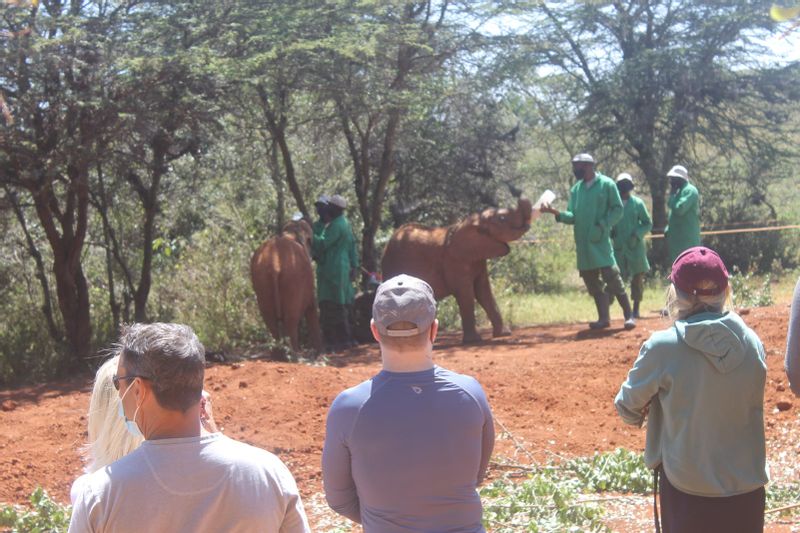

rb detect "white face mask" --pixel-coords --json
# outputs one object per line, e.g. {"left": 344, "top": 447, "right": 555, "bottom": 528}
{"left": 118, "top": 380, "right": 144, "bottom": 439}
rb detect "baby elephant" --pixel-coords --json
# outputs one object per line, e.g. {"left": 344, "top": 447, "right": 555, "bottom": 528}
{"left": 251, "top": 220, "right": 322, "bottom": 357}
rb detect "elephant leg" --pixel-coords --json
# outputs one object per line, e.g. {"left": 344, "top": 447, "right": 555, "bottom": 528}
{"left": 475, "top": 269, "right": 509, "bottom": 337}
{"left": 305, "top": 301, "right": 323, "bottom": 354}
{"left": 454, "top": 285, "right": 481, "bottom": 344}
{"left": 284, "top": 313, "right": 302, "bottom": 354}
{"left": 253, "top": 289, "right": 280, "bottom": 341}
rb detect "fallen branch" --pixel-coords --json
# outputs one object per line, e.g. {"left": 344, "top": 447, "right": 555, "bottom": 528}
{"left": 765, "top": 501, "right": 800, "bottom": 515}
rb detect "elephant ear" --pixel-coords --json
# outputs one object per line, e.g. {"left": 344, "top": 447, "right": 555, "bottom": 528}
{"left": 447, "top": 216, "right": 511, "bottom": 262}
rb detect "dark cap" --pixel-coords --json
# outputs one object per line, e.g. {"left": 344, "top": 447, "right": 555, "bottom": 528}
{"left": 372, "top": 275, "right": 436, "bottom": 337}
{"left": 670, "top": 246, "right": 729, "bottom": 296}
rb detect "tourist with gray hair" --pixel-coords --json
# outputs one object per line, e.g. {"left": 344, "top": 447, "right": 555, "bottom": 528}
{"left": 615, "top": 247, "right": 767, "bottom": 532}
{"left": 68, "top": 322, "right": 310, "bottom": 533}
{"left": 322, "top": 274, "right": 495, "bottom": 532}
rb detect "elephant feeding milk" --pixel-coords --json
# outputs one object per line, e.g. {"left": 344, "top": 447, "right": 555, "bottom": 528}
{"left": 250, "top": 219, "right": 323, "bottom": 356}
{"left": 381, "top": 198, "right": 533, "bottom": 343}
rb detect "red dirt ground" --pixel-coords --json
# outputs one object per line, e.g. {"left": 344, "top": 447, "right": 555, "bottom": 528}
{"left": 1, "top": 304, "right": 798, "bottom": 531}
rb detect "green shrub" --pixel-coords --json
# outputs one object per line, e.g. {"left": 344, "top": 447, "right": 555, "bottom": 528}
{"left": 0, "top": 488, "right": 71, "bottom": 532}
{"left": 730, "top": 267, "right": 773, "bottom": 308}
{"left": 153, "top": 224, "right": 269, "bottom": 353}
{"left": 0, "top": 281, "right": 63, "bottom": 385}
{"left": 490, "top": 227, "right": 577, "bottom": 294}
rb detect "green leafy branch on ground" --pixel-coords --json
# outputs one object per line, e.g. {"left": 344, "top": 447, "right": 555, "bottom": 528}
{"left": 0, "top": 488, "right": 70, "bottom": 533}
{"left": 483, "top": 448, "right": 800, "bottom": 531}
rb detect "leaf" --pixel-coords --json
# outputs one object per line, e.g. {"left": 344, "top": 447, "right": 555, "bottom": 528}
{"left": 770, "top": 4, "right": 800, "bottom": 22}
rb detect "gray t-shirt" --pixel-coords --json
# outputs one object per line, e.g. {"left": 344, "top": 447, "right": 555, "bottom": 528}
{"left": 68, "top": 433, "right": 309, "bottom": 533}
{"left": 322, "top": 365, "right": 495, "bottom": 532}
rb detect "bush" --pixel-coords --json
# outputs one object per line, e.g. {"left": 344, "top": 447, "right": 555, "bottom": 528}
{"left": 490, "top": 226, "right": 577, "bottom": 294}
{"left": 154, "top": 224, "right": 269, "bottom": 354}
{"left": 0, "top": 488, "right": 71, "bottom": 532}
{"left": 729, "top": 267, "right": 773, "bottom": 308}
{"left": 0, "top": 278, "right": 63, "bottom": 385}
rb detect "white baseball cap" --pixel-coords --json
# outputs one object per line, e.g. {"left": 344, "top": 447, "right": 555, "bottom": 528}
{"left": 667, "top": 165, "right": 689, "bottom": 181}
{"left": 616, "top": 173, "right": 633, "bottom": 185}
{"left": 572, "top": 153, "right": 595, "bottom": 163}
{"left": 329, "top": 194, "right": 347, "bottom": 208}
{"left": 314, "top": 195, "right": 330, "bottom": 205}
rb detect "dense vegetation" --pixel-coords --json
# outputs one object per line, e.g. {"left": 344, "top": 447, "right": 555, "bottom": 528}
{"left": 1, "top": 0, "right": 799, "bottom": 383}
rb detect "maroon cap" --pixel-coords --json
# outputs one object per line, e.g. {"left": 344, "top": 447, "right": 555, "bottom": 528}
{"left": 670, "top": 246, "right": 729, "bottom": 296}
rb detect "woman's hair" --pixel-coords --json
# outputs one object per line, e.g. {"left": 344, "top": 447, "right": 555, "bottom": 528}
{"left": 665, "top": 280, "right": 732, "bottom": 322}
{"left": 82, "top": 355, "right": 144, "bottom": 473}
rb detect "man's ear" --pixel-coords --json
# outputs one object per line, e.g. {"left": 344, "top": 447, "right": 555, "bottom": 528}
{"left": 370, "top": 319, "right": 381, "bottom": 343}
{"left": 134, "top": 377, "right": 150, "bottom": 405}
{"left": 429, "top": 319, "right": 439, "bottom": 343}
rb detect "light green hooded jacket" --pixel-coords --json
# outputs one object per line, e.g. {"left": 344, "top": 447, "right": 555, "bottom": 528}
{"left": 615, "top": 311, "right": 768, "bottom": 496}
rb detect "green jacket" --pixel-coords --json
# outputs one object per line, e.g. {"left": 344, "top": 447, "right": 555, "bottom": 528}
{"left": 312, "top": 215, "right": 359, "bottom": 305}
{"left": 611, "top": 195, "right": 652, "bottom": 278}
{"left": 665, "top": 182, "right": 701, "bottom": 265}
{"left": 615, "top": 312, "right": 767, "bottom": 496}
{"left": 556, "top": 173, "right": 623, "bottom": 271}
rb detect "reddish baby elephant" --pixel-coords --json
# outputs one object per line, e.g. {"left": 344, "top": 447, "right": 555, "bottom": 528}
{"left": 251, "top": 220, "right": 322, "bottom": 356}
{"left": 381, "top": 198, "right": 532, "bottom": 344}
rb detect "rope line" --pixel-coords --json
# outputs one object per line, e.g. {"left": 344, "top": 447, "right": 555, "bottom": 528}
{"left": 515, "top": 223, "right": 800, "bottom": 246}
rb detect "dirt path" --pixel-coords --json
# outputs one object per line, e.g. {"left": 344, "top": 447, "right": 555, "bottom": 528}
{"left": 2, "top": 304, "right": 798, "bottom": 531}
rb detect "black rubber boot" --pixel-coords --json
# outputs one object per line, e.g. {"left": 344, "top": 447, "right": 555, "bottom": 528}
{"left": 589, "top": 293, "right": 611, "bottom": 330}
{"left": 618, "top": 293, "right": 636, "bottom": 330}
{"left": 632, "top": 299, "right": 640, "bottom": 319}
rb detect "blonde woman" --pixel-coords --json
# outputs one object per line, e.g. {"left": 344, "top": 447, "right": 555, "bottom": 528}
{"left": 82, "top": 355, "right": 144, "bottom": 473}
{"left": 615, "top": 246, "right": 768, "bottom": 532}
{"left": 71, "top": 355, "right": 219, "bottom": 501}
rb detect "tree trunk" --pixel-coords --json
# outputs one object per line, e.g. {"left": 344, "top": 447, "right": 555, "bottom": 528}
{"left": 256, "top": 85, "right": 309, "bottom": 220}
{"left": 270, "top": 140, "right": 286, "bottom": 229}
{"left": 30, "top": 166, "right": 93, "bottom": 366}
{"left": 6, "top": 187, "right": 63, "bottom": 343}
{"left": 52, "top": 255, "right": 92, "bottom": 364}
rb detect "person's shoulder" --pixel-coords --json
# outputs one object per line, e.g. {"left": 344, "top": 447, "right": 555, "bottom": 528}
{"left": 210, "top": 436, "right": 290, "bottom": 471}
{"left": 209, "top": 436, "right": 300, "bottom": 487}
{"left": 596, "top": 173, "right": 615, "bottom": 185}
{"left": 72, "top": 447, "right": 145, "bottom": 499}
{"left": 721, "top": 312, "right": 763, "bottom": 346}
{"left": 436, "top": 366, "right": 485, "bottom": 394}
{"left": 631, "top": 195, "right": 647, "bottom": 207}
{"left": 330, "top": 378, "right": 373, "bottom": 411}
{"left": 643, "top": 327, "right": 680, "bottom": 352}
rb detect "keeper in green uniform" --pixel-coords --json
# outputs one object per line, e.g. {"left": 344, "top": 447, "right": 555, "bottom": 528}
{"left": 664, "top": 164, "right": 701, "bottom": 266}
{"left": 312, "top": 194, "right": 359, "bottom": 350}
{"left": 610, "top": 173, "right": 652, "bottom": 319}
{"left": 541, "top": 153, "right": 636, "bottom": 330}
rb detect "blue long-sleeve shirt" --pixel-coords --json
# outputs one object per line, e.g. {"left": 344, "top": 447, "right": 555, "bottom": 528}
{"left": 322, "top": 366, "right": 494, "bottom": 532}
{"left": 786, "top": 276, "right": 800, "bottom": 395}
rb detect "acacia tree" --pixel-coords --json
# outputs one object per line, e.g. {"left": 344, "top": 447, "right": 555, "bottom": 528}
{"left": 516, "top": 0, "right": 799, "bottom": 235}
{"left": 0, "top": 1, "right": 127, "bottom": 365}
{"left": 326, "top": 1, "right": 498, "bottom": 272}
{"left": 91, "top": 1, "right": 222, "bottom": 324}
